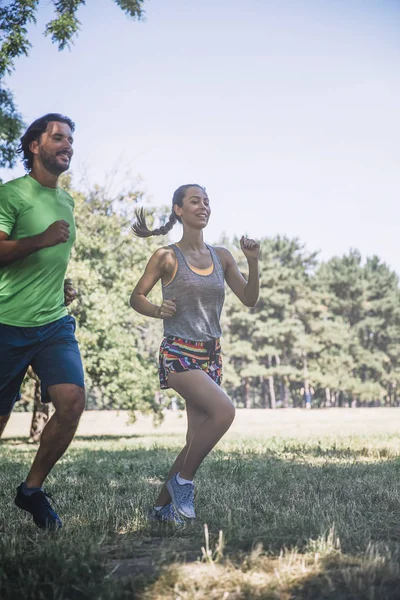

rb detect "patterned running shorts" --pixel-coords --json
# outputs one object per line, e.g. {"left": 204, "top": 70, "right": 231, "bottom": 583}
{"left": 158, "top": 336, "right": 222, "bottom": 389}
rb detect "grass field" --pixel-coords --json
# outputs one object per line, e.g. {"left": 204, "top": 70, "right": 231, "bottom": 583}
{"left": 2, "top": 408, "right": 400, "bottom": 599}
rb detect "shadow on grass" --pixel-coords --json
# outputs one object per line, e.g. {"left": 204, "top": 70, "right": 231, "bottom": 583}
{"left": 1, "top": 432, "right": 185, "bottom": 444}
{"left": 2, "top": 441, "right": 400, "bottom": 599}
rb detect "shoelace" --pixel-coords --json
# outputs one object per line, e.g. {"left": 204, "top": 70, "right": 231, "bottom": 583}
{"left": 167, "top": 504, "right": 185, "bottom": 523}
{"left": 178, "top": 484, "right": 194, "bottom": 505}
{"left": 32, "top": 490, "right": 57, "bottom": 511}
{"left": 156, "top": 504, "right": 183, "bottom": 524}
{"left": 163, "top": 505, "right": 175, "bottom": 518}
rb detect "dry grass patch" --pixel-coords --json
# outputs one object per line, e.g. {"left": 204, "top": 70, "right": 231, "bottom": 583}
{"left": 143, "top": 530, "right": 400, "bottom": 600}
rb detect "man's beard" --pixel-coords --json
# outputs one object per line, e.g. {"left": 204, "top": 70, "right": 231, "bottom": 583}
{"left": 39, "top": 147, "right": 70, "bottom": 175}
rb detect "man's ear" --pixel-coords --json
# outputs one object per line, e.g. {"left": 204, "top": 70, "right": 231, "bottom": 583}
{"left": 29, "top": 139, "right": 40, "bottom": 157}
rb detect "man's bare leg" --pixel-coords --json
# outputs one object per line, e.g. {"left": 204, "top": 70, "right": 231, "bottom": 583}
{"left": 25, "top": 383, "right": 85, "bottom": 488}
{"left": 0, "top": 413, "right": 11, "bottom": 438}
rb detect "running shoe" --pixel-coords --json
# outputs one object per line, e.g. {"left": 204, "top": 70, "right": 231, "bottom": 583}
{"left": 166, "top": 474, "right": 195, "bottom": 519}
{"left": 148, "top": 502, "right": 185, "bottom": 525}
{"left": 15, "top": 483, "right": 62, "bottom": 530}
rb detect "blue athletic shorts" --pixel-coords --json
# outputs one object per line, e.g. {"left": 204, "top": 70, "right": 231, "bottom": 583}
{"left": 0, "top": 315, "right": 85, "bottom": 416}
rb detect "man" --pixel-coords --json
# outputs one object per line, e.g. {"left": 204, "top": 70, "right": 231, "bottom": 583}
{"left": 0, "top": 114, "right": 85, "bottom": 530}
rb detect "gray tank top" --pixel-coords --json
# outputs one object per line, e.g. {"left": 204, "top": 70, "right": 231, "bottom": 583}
{"left": 162, "top": 244, "right": 225, "bottom": 341}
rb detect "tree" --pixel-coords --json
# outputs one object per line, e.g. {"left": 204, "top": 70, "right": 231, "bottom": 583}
{"left": 24, "top": 174, "right": 170, "bottom": 438}
{"left": 27, "top": 366, "right": 49, "bottom": 442}
{"left": 222, "top": 236, "right": 317, "bottom": 408}
{"left": 0, "top": 0, "right": 145, "bottom": 169}
{"left": 59, "top": 175, "right": 163, "bottom": 415}
{"left": 0, "top": 87, "right": 25, "bottom": 170}
{"left": 221, "top": 238, "right": 400, "bottom": 410}
{"left": 316, "top": 252, "right": 400, "bottom": 407}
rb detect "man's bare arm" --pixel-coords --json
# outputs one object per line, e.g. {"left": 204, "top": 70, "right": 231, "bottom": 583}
{"left": 0, "top": 221, "right": 70, "bottom": 267}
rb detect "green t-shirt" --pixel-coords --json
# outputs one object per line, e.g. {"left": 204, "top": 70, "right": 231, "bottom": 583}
{"left": 0, "top": 175, "right": 76, "bottom": 327}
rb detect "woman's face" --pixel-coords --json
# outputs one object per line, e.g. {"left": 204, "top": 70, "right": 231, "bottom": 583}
{"left": 175, "top": 186, "right": 211, "bottom": 229}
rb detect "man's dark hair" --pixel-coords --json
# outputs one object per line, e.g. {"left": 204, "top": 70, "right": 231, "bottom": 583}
{"left": 17, "top": 113, "right": 75, "bottom": 172}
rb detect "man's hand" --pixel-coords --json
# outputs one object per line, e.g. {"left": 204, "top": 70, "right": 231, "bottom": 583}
{"left": 64, "top": 279, "right": 77, "bottom": 306}
{"left": 40, "top": 220, "right": 70, "bottom": 248}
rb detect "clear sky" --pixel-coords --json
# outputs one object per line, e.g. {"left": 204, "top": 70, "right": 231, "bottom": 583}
{"left": 1, "top": 0, "right": 399, "bottom": 273}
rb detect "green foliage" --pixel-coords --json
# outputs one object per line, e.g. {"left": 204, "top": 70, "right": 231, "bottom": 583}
{"left": 62, "top": 175, "right": 165, "bottom": 416}
{"left": 0, "top": 0, "right": 145, "bottom": 169}
{"left": 114, "top": 0, "right": 145, "bottom": 20}
{"left": 44, "top": 1, "right": 87, "bottom": 51}
{"left": 44, "top": 1, "right": 144, "bottom": 50}
{"left": 0, "top": 87, "right": 25, "bottom": 170}
{"left": 0, "top": 0, "right": 145, "bottom": 66}
{"left": 221, "top": 236, "right": 400, "bottom": 409}
{"left": 14, "top": 174, "right": 400, "bottom": 413}
{"left": 0, "top": 1, "right": 38, "bottom": 77}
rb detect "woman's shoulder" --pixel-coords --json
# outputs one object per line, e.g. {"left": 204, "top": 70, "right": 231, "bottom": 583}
{"left": 152, "top": 244, "right": 175, "bottom": 259}
{"left": 211, "top": 246, "right": 234, "bottom": 269}
{"left": 151, "top": 245, "right": 177, "bottom": 272}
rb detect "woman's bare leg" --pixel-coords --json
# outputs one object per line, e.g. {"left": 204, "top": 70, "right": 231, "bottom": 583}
{"left": 168, "top": 370, "right": 235, "bottom": 481}
{"left": 154, "top": 401, "right": 208, "bottom": 506}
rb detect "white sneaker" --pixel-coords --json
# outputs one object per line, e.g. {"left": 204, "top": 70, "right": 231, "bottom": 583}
{"left": 148, "top": 502, "right": 185, "bottom": 525}
{"left": 166, "top": 474, "right": 195, "bottom": 519}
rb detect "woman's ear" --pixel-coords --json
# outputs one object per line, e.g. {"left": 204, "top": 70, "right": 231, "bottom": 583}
{"left": 173, "top": 204, "right": 183, "bottom": 219}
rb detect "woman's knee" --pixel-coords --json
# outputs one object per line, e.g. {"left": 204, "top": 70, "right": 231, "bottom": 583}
{"left": 225, "top": 402, "right": 236, "bottom": 426}
{"left": 214, "top": 401, "right": 235, "bottom": 429}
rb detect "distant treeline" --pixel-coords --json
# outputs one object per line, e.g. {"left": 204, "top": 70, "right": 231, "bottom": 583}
{"left": 222, "top": 238, "right": 400, "bottom": 409}
{"left": 19, "top": 177, "right": 400, "bottom": 412}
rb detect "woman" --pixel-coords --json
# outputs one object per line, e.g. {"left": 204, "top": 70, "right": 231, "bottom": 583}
{"left": 130, "top": 184, "right": 260, "bottom": 523}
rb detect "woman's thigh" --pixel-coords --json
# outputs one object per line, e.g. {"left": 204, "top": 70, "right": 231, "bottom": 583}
{"left": 168, "top": 370, "right": 234, "bottom": 419}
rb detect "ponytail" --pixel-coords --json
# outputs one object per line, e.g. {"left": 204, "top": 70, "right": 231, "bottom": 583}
{"left": 132, "top": 183, "right": 204, "bottom": 238}
{"left": 132, "top": 208, "right": 177, "bottom": 238}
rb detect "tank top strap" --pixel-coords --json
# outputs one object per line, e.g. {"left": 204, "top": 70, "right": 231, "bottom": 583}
{"left": 206, "top": 245, "right": 225, "bottom": 278}
{"left": 169, "top": 243, "right": 186, "bottom": 266}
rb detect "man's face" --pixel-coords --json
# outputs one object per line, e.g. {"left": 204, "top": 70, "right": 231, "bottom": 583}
{"left": 31, "top": 121, "right": 74, "bottom": 175}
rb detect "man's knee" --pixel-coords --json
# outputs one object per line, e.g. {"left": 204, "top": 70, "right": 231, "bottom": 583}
{"left": 53, "top": 386, "right": 85, "bottom": 424}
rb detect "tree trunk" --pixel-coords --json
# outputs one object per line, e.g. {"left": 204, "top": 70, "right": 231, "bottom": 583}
{"left": 242, "top": 378, "right": 251, "bottom": 409}
{"left": 280, "top": 376, "right": 290, "bottom": 408}
{"left": 260, "top": 376, "right": 268, "bottom": 408}
{"left": 276, "top": 355, "right": 289, "bottom": 408}
{"left": 28, "top": 367, "right": 49, "bottom": 443}
{"left": 325, "top": 387, "right": 331, "bottom": 407}
{"left": 303, "top": 353, "right": 311, "bottom": 409}
{"left": 267, "top": 356, "right": 276, "bottom": 409}
{"left": 268, "top": 376, "right": 276, "bottom": 409}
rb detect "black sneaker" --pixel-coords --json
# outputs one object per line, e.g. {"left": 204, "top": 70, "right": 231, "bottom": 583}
{"left": 15, "top": 483, "right": 63, "bottom": 530}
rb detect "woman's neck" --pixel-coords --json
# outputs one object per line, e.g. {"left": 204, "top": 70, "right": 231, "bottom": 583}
{"left": 178, "top": 228, "right": 206, "bottom": 252}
